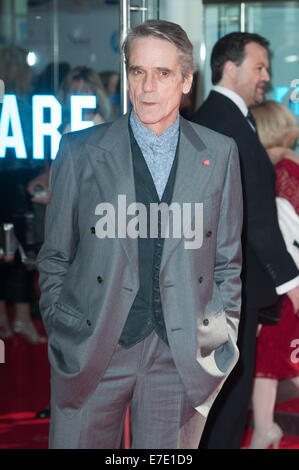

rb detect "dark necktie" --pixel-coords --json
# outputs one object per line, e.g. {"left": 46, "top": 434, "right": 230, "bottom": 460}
{"left": 246, "top": 110, "right": 256, "bottom": 131}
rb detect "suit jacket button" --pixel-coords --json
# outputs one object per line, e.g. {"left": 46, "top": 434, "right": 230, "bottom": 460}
{"left": 86, "top": 320, "right": 92, "bottom": 326}
{"left": 97, "top": 276, "right": 103, "bottom": 284}
{"left": 198, "top": 276, "right": 203, "bottom": 283}
{"left": 206, "top": 231, "right": 212, "bottom": 237}
{"left": 90, "top": 226, "right": 96, "bottom": 234}
{"left": 203, "top": 318, "right": 209, "bottom": 326}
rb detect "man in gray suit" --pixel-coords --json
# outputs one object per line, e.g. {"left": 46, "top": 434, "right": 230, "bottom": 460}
{"left": 37, "top": 20, "right": 243, "bottom": 449}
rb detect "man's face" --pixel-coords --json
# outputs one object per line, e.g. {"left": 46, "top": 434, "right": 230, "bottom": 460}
{"left": 128, "top": 36, "right": 193, "bottom": 135}
{"left": 233, "top": 42, "right": 270, "bottom": 106}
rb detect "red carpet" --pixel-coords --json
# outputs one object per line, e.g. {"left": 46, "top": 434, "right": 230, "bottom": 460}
{"left": 0, "top": 320, "right": 298, "bottom": 449}
{"left": 241, "top": 397, "right": 299, "bottom": 449}
{"left": 242, "top": 422, "right": 299, "bottom": 449}
{"left": 0, "top": 412, "right": 49, "bottom": 449}
{"left": 275, "top": 397, "right": 299, "bottom": 413}
{"left": 0, "top": 320, "right": 50, "bottom": 449}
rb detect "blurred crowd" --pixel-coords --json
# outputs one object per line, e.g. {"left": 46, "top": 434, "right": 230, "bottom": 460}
{"left": 0, "top": 45, "right": 120, "bottom": 344}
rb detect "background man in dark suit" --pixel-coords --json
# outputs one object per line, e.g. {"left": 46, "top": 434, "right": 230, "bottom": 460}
{"left": 192, "top": 32, "right": 299, "bottom": 449}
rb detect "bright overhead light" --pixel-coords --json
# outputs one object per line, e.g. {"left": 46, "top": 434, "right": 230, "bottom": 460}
{"left": 285, "top": 55, "right": 299, "bottom": 63}
{"left": 27, "top": 52, "right": 37, "bottom": 67}
{"left": 200, "top": 43, "right": 206, "bottom": 62}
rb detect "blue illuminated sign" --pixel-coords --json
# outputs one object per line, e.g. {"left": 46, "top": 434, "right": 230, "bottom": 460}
{"left": 70, "top": 95, "right": 96, "bottom": 132}
{"left": 275, "top": 85, "right": 299, "bottom": 115}
{"left": 32, "top": 95, "right": 62, "bottom": 160}
{"left": 0, "top": 95, "right": 27, "bottom": 158}
{"left": 0, "top": 94, "right": 96, "bottom": 160}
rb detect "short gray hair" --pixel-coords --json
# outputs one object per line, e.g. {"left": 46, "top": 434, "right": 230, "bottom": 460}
{"left": 122, "top": 19, "right": 194, "bottom": 79}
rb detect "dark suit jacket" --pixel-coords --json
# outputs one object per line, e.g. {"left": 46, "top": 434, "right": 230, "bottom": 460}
{"left": 192, "top": 91, "right": 298, "bottom": 309}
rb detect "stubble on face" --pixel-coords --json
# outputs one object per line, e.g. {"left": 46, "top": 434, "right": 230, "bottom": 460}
{"left": 234, "top": 42, "right": 270, "bottom": 107}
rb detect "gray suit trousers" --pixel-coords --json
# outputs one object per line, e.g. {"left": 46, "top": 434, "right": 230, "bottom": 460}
{"left": 49, "top": 331, "right": 206, "bottom": 449}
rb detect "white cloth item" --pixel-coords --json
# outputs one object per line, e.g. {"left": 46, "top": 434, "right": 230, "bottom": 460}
{"left": 276, "top": 275, "right": 299, "bottom": 295}
{"left": 276, "top": 197, "right": 299, "bottom": 269}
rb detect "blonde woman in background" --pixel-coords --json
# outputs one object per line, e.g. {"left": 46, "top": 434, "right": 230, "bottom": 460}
{"left": 58, "top": 65, "right": 108, "bottom": 133}
{"left": 249, "top": 101, "right": 299, "bottom": 449}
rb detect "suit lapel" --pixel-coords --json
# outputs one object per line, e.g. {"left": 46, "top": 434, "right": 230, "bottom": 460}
{"left": 160, "top": 117, "right": 216, "bottom": 274}
{"left": 86, "top": 113, "right": 139, "bottom": 275}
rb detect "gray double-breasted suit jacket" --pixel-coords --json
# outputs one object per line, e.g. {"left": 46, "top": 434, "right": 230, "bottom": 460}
{"left": 37, "top": 113, "right": 243, "bottom": 418}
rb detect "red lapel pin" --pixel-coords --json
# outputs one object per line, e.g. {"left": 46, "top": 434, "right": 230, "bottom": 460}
{"left": 203, "top": 159, "right": 210, "bottom": 166}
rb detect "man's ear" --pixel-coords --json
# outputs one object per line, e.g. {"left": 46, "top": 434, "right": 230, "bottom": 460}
{"left": 183, "top": 72, "right": 194, "bottom": 95}
{"left": 223, "top": 60, "right": 238, "bottom": 81}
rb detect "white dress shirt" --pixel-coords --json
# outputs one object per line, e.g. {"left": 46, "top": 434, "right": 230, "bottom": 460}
{"left": 213, "top": 85, "right": 299, "bottom": 295}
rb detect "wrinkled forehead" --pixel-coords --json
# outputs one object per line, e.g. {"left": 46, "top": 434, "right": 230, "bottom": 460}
{"left": 129, "top": 36, "right": 180, "bottom": 63}
{"left": 128, "top": 36, "right": 186, "bottom": 79}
